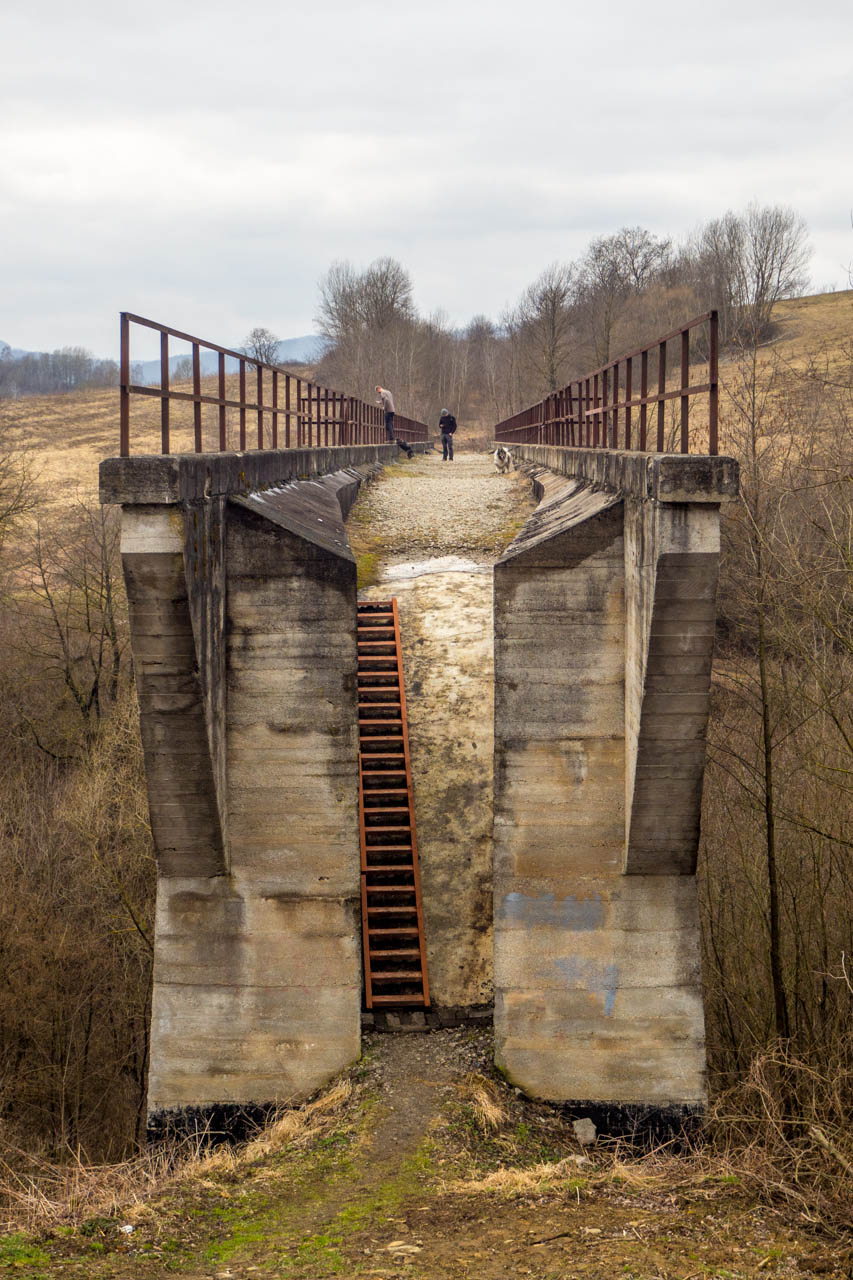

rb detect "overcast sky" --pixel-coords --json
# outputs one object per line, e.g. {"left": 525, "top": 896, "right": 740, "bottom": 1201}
{"left": 2, "top": 0, "right": 851, "bottom": 358}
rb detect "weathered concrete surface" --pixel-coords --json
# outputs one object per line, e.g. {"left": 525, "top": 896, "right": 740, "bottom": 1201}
{"left": 100, "top": 442, "right": 429, "bottom": 506}
{"left": 351, "top": 453, "right": 535, "bottom": 1012}
{"left": 362, "top": 562, "right": 495, "bottom": 1008}
{"left": 624, "top": 497, "right": 721, "bottom": 876}
{"left": 106, "top": 454, "right": 395, "bottom": 1119}
{"left": 493, "top": 449, "right": 736, "bottom": 1109}
{"left": 121, "top": 506, "right": 227, "bottom": 879}
{"left": 506, "top": 444, "right": 738, "bottom": 505}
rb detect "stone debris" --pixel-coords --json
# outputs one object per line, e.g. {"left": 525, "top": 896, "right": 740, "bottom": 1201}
{"left": 573, "top": 1117, "right": 598, "bottom": 1145}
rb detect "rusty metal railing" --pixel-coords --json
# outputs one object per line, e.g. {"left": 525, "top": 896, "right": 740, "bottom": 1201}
{"left": 118, "top": 313, "right": 428, "bottom": 456}
{"left": 494, "top": 311, "right": 719, "bottom": 456}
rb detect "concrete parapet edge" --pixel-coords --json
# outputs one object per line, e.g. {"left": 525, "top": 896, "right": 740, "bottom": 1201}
{"left": 100, "top": 442, "right": 432, "bottom": 506}
{"left": 501, "top": 444, "right": 738, "bottom": 504}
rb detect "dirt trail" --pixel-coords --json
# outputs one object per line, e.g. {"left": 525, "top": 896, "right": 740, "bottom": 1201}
{"left": 349, "top": 449, "right": 533, "bottom": 568}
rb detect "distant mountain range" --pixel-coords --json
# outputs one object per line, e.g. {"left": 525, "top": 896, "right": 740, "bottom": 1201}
{"left": 133, "top": 334, "right": 327, "bottom": 383}
{"left": 1, "top": 335, "right": 327, "bottom": 381}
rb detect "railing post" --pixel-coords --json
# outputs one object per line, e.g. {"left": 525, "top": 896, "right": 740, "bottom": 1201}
{"left": 120, "top": 313, "right": 130, "bottom": 457}
{"left": 657, "top": 341, "right": 666, "bottom": 452}
{"left": 239, "top": 360, "right": 247, "bottom": 450}
{"left": 640, "top": 350, "right": 648, "bottom": 450}
{"left": 709, "top": 310, "right": 719, "bottom": 456}
{"left": 257, "top": 363, "right": 264, "bottom": 449}
{"left": 596, "top": 368, "right": 604, "bottom": 448}
{"left": 680, "top": 328, "right": 689, "bottom": 454}
{"left": 625, "top": 357, "right": 632, "bottom": 451}
{"left": 218, "top": 353, "right": 227, "bottom": 450}
{"left": 272, "top": 370, "right": 279, "bottom": 449}
{"left": 161, "top": 330, "right": 171, "bottom": 455}
{"left": 192, "top": 343, "right": 202, "bottom": 453}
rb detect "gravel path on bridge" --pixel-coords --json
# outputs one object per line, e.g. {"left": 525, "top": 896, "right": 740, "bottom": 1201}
{"left": 349, "top": 449, "right": 534, "bottom": 570}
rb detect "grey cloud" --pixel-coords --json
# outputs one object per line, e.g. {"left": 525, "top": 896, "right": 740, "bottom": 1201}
{"left": 2, "top": 0, "right": 851, "bottom": 354}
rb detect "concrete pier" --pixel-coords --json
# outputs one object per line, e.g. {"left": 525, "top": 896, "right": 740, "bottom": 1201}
{"left": 102, "top": 445, "right": 424, "bottom": 1130}
{"left": 493, "top": 447, "right": 737, "bottom": 1118}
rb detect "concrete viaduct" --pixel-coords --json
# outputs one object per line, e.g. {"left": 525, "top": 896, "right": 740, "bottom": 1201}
{"left": 101, "top": 437, "right": 735, "bottom": 1137}
{"left": 103, "top": 310, "right": 738, "bottom": 1136}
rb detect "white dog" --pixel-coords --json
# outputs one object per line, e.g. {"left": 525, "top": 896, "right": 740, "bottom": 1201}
{"left": 493, "top": 445, "right": 513, "bottom": 474}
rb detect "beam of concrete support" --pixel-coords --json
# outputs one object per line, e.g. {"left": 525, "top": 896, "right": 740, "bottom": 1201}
{"left": 493, "top": 447, "right": 736, "bottom": 1115}
{"left": 624, "top": 499, "right": 721, "bottom": 876}
{"left": 121, "top": 505, "right": 228, "bottom": 879}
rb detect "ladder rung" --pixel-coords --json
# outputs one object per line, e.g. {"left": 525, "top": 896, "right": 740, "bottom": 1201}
{"left": 369, "top": 927, "right": 420, "bottom": 935}
{"left": 363, "top": 865, "right": 414, "bottom": 873}
{"left": 372, "top": 970, "right": 422, "bottom": 980}
{"left": 367, "top": 906, "right": 419, "bottom": 915}
{"left": 370, "top": 995, "right": 426, "bottom": 1005}
{"left": 369, "top": 948, "right": 420, "bottom": 957}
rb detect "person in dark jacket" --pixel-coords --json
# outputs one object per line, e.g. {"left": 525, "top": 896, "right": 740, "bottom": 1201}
{"left": 439, "top": 409, "right": 457, "bottom": 461}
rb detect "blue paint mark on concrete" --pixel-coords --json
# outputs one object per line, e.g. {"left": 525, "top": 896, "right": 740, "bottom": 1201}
{"left": 553, "top": 956, "right": 620, "bottom": 1017}
{"left": 499, "top": 891, "right": 604, "bottom": 930}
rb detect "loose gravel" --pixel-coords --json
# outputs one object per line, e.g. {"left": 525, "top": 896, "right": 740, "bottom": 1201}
{"left": 351, "top": 450, "right": 534, "bottom": 566}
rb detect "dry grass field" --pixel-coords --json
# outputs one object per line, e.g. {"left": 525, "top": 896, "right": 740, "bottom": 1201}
{"left": 0, "top": 365, "right": 318, "bottom": 509}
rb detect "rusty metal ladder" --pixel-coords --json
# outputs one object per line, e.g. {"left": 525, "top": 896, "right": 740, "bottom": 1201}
{"left": 357, "top": 598, "right": 430, "bottom": 1009}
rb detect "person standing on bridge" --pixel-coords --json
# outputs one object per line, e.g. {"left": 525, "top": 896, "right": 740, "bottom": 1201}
{"left": 439, "top": 408, "right": 457, "bottom": 461}
{"left": 376, "top": 386, "right": 414, "bottom": 458}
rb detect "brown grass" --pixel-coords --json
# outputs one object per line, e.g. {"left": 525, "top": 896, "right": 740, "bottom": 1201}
{"left": 0, "top": 1078, "right": 353, "bottom": 1234}
{"left": 457, "top": 1075, "right": 509, "bottom": 1134}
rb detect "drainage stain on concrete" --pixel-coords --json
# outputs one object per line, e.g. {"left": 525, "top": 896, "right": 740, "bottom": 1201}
{"left": 497, "top": 891, "right": 605, "bottom": 931}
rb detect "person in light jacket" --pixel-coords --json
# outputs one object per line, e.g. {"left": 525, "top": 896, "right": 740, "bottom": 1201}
{"left": 376, "top": 386, "right": 413, "bottom": 458}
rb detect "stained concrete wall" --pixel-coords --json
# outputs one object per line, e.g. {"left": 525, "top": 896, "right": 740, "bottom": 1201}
{"left": 103, "top": 445, "right": 426, "bottom": 1124}
{"left": 493, "top": 447, "right": 737, "bottom": 1112}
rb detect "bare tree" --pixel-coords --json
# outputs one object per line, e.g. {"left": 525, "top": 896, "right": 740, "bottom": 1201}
{"left": 316, "top": 257, "right": 414, "bottom": 344}
{"left": 0, "top": 440, "right": 35, "bottom": 557}
{"left": 510, "top": 262, "right": 577, "bottom": 395}
{"left": 696, "top": 203, "right": 811, "bottom": 345}
{"left": 577, "top": 227, "right": 670, "bottom": 365}
{"left": 243, "top": 326, "right": 280, "bottom": 368}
